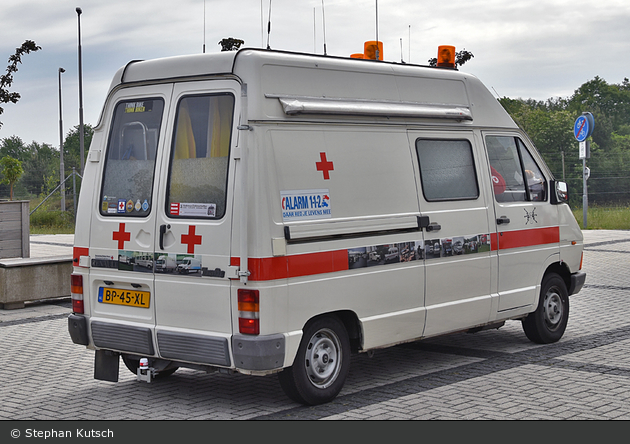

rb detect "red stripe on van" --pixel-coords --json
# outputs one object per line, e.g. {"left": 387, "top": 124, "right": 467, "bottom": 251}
{"left": 231, "top": 250, "right": 349, "bottom": 281}
{"left": 492, "top": 226, "right": 559, "bottom": 251}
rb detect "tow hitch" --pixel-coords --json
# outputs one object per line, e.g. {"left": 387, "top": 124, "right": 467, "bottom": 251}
{"left": 136, "top": 357, "right": 154, "bottom": 383}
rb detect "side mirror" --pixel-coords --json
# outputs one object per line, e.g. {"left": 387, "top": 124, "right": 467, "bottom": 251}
{"left": 551, "top": 180, "right": 568, "bottom": 204}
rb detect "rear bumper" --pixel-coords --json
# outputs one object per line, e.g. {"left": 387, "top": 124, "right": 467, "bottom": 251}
{"left": 232, "top": 334, "right": 285, "bottom": 371}
{"left": 568, "top": 271, "right": 586, "bottom": 296}
{"left": 68, "top": 314, "right": 89, "bottom": 345}
{"left": 69, "top": 317, "right": 285, "bottom": 372}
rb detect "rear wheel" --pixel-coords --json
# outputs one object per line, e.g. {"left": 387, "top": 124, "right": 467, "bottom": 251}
{"left": 522, "top": 273, "right": 569, "bottom": 344}
{"left": 121, "top": 355, "right": 179, "bottom": 379}
{"left": 278, "top": 316, "right": 350, "bottom": 405}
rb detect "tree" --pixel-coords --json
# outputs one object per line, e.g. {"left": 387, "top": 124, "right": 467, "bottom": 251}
{"left": 219, "top": 38, "right": 244, "bottom": 52}
{"left": 63, "top": 124, "right": 94, "bottom": 172}
{"left": 0, "top": 135, "right": 28, "bottom": 161}
{"left": 0, "top": 40, "right": 41, "bottom": 129}
{"left": 0, "top": 155, "right": 24, "bottom": 200}
{"left": 21, "top": 141, "right": 58, "bottom": 195}
{"left": 499, "top": 76, "right": 630, "bottom": 206}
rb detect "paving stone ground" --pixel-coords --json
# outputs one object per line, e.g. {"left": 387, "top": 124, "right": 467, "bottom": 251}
{"left": 1, "top": 230, "right": 629, "bottom": 420}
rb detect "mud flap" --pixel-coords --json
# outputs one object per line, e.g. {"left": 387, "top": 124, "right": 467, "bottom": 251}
{"left": 94, "top": 350, "right": 120, "bottom": 382}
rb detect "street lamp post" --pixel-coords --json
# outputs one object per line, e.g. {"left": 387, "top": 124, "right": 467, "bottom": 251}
{"left": 58, "top": 67, "right": 66, "bottom": 211}
{"left": 76, "top": 7, "right": 85, "bottom": 176}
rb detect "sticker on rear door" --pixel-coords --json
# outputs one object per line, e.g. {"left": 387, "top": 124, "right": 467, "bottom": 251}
{"left": 170, "top": 202, "right": 216, "bottom": 217}
{"left": 281, "top": 189, "right": 331, "bottom": 222}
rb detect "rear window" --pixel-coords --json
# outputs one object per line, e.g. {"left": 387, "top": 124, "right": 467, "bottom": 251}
{"left": 100, "top": 98, "right": 164, "bottom": 216}
{"left": 165, "top": 93, "right": 234, "bottom": 219}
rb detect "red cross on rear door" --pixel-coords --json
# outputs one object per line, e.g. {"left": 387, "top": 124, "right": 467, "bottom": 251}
{"left": 112, "top": 223, "right": 131, "bottom": 249}
{"left": 181, "top": 225, "right": 202, "bottom": 254}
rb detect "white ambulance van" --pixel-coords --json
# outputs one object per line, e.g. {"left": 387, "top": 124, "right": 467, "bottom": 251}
{"left": 68, "top": 48, "right": 586, "bottom": 405}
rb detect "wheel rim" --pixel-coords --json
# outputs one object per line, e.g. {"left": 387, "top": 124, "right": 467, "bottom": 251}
{"left": 543, "top": 287, "right": 564, "bottom": 330}
{"left": 304, "top": 328, "right": 342, "bottom": 389}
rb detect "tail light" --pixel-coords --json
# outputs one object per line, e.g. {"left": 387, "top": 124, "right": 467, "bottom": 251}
{"left": 238, "top": 289, "right": 259, "bottom": 335}
{"left": 71, "top": 273, "right": 84, "bottom": 314}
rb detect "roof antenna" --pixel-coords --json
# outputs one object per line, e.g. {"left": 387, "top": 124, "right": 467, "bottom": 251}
{"left": 266, "top": 0, "right": 272, "bottom": 49}
{"left": 400, "top": 38, "right": 404, "bottom": 63}
{"left": 322, "top": 0, "right": 328, "bottom": 55}
{"left": 408, "top": 25, "right": 411, "bottom": 63}
{"left": 375, "top": 0, "right": 379, "bottom": 60}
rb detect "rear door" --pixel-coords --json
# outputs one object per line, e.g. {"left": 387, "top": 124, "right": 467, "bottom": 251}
{"left": 408, "top": 130, "right": 493, "bottom": 336}
{"left": 484, "top": 133, "right": 558, "bottom": 312}
{"left": 89, "top": 85, "right": 172, "bottom": 353}
{"left": 151, "top": 81, "right": 239, "bottom": 366}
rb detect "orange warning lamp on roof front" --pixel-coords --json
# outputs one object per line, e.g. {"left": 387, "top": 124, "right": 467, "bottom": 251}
{"left": 363, "top": 41, "right": 383, "bottom": 60}
{"left": 350, "top": 53, "right": 364, "bottom": 59}
{"left": 437, "top": 45, "right": 456, "bottom": 68}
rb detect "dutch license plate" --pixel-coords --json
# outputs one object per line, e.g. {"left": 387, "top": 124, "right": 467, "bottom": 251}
{"left": 98, "top": 287, "right": 150, "bottom": 308}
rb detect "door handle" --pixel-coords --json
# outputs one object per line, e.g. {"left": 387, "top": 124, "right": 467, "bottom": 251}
{"left": 426, "top": 222, "right": 441, "bottom": 232}
{"left": 496, "top": 216, "right": 510, "bottom": 225}
{"left": 159, "top": 224, "right": 170, "bottom": 250}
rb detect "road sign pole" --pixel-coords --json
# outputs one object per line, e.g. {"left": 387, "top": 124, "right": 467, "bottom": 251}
{"left": 583, "top": 157, "right": 588, "bottom": 229}
{"left": 575, "top": 113, "right": 594, "bottom": 230}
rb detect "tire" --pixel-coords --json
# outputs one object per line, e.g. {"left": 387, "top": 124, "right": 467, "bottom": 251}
{"left": 522, "top": 273, "right": 569, "bottom": 344}
{"left": 278, "top": 316, "right": 351, "bottom": 405}
{"left": 121, "top": 355, "right": 179, "bottom": 379}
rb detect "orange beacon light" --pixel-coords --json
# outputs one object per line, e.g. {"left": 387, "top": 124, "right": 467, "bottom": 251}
{"left": 437, "top": 45, "right": 456, "bottom": 68}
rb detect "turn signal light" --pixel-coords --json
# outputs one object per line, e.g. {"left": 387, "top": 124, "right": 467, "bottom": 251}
{"left": 238, "top": 289, "right": 259, "bottom": 335}
{"left": 71, "top": 273, "right": 84, "bottom": 314}
{"left": 437, "top": 45, "right": 456, "bottom": 68}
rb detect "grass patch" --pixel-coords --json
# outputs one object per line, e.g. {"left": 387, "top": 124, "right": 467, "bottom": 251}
{"left": 29, "top": 196, "right": 75, "bottom": 234}
{"left": 572, "top": 206, "right": 630, "bottom": 230}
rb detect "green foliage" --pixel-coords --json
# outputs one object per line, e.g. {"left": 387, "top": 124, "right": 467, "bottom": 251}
{"left": 29, "top": 207, "right": 75, "bottom": 232}
{"left": 499, "top": 76, "right": 630, "bottom": 207}
{"left": 219, "top": 38, "right": 244, "bottom": 52}
{"left": 0, "top": 155, "right": 24, "bottom": 200}
{"left": 21, "top": 141, "right": 59, "bottom": 195}
{"left": 0, "top": 40, "right": 41, "bottom": 129}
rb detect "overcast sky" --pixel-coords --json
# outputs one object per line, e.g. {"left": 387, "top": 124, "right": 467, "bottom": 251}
{"left": 1, "top": 0, "right": 629, "bottom": 148}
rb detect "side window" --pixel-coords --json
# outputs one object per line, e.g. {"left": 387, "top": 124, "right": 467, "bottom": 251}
{"left": 415, "top": 139, "right": 479, "bottom": 201}
{"left": 100, "top": 98, "right": 164, "bottom": 216}
{"left": 486, "top": 135, "right": 547, "bottom": 202}
{"left": 166, "top": 93, "right": 235, "bottom": 219}
{"left": 519, "top": 139, "right": 547, "bottom": 201}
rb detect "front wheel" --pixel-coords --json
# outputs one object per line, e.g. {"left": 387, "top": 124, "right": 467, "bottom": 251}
{"left": 278, "top": 316, "right": 351, "bottom": 405}
{"left": 522, "top": 273, "right": 569, "bottom": 344}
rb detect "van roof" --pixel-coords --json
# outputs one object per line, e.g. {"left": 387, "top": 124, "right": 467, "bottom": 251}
{"left": 105, "top": 48, "right": 517, "bottom": 129}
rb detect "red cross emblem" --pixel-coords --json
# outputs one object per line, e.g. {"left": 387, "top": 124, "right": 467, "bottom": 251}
{"left": 316, "top": 152, "right": 334, "bottom": 180}
{"left": 181, "top": 225, "right": 202, "bottom": 254}
{"left": 112, "top": 223, "right": 131, "bottom": 250}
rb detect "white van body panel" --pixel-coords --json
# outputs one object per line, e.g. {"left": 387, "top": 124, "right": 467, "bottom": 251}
{"left": 71, "top": 49, "right": 585, "bottom": 390}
